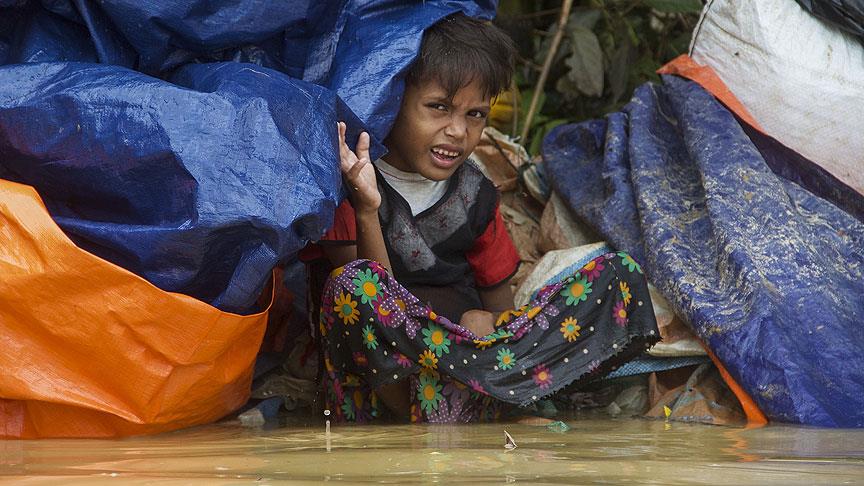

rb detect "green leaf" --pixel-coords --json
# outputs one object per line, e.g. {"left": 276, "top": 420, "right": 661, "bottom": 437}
{"left": 667, "top": 31, "right": 692, "bottom": 57}
{"left": 496, "top": 0, "right": 525, "bottom": 15}
{"left": 554, "top": 75, "right": 579, "bottom": 101}
{"left": 562, "top": 26, "right": 604, "bottom": 98}
{"left": 607, "top": 36, "right": 637, "bottom": 104}
{"left": 528, "top": 130, "right": 544, "bottom": 157}
{"left": 623, "top": 17, "right": 641, "bottom": 47}
{"left": 520, "top": 88, "right": 545, "bottom": 120}
{"left": 533, "top": 9, "right": 602, "bottom": 68}
{"left": 569, "top": 8, "right": 602, "bottom": 30}
{"left": 533, "top": 29, "right": 570, "bottom": 69}
{"left": 644, "top": 0, "right": 703, "bottom": 13}
{"left": 630, "top": 54, "right": 662, "bottom": 84}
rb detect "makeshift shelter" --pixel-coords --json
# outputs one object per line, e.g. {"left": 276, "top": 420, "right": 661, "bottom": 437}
{"left": 543, "top": 0, "right": 864, "bottom": 427}
{"left": 2, "top": 0, "right": 861, "bottom": 437}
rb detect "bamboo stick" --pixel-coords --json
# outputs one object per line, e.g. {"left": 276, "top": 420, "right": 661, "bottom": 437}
{"left": 519, "top": 0, "right": 574, "bottom": 144}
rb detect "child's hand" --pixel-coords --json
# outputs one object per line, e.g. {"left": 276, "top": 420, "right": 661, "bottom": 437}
{"left": 459, "top": 309, "right": 496, "bottom": 337}
{"left": 337, "top": 121, "right": 380, "bottom": 214}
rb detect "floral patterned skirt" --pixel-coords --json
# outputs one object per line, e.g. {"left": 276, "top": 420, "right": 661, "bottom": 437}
{"left": 319, "top": 252, "right": 659, "bottom": 423}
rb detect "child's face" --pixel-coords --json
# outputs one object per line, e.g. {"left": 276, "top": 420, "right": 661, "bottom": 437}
{"left": 383, "top": 78, "right": 491, "bottom": 181}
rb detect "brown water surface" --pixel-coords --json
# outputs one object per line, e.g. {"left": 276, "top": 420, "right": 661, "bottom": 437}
{"left": 2, "top": 415, "right": 863, "bottom": 484}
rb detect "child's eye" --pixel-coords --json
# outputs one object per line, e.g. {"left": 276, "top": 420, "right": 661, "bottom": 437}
{"left": 468, "top": 110, "right": 488, "bottom": 119}
{"left": 427, "top": 103, "right": 448, "bottom": 111}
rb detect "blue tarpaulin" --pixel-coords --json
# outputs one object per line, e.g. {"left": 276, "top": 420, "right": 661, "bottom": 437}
{"left": 543, "top": 75, "right": 864, "bottom": 427}
{"left": 0, "top": 0, "right": 495, "bottom": 312}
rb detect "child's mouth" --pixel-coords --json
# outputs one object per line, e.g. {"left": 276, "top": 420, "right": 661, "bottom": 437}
{"left": 430, "top": 147, "right": 461, "bottom": 168}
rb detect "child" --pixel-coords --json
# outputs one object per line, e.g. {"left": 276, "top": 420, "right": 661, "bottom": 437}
{"left": 312, "top": 14, "right": 659, "bottom": 423}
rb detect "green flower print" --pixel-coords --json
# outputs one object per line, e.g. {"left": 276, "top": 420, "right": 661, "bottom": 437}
{"left": 561, "top": 275, "right": 592, "bottom": 306}
{"left": 362, "top": 324, "right": 378, "bottom": 350}
{"left": 422, "top": 322, "right": 451, "bottom": 356}
{"left": 496, "top": 348, "right": 516, "bottom": 370}
{"left": 490, "top": 328, "right": 513, "bottom": 340}
{"left": 618, "top": 251, "right": 642, "bottom": 274}
{"left": 352, "top": 268, "right": 382, "bottom": 306}
{"left": 341, "top": 395, "right": 355, "bottom": 421}
{"left": 417, "top": 373, "right": 443, "bottom": 413}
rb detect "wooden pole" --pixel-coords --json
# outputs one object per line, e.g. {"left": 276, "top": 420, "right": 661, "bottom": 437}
{"left": 519, "top": 0, "right": 574, "bottom": 144}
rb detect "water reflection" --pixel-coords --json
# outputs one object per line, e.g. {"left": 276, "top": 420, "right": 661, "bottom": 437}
{"left": 722, "top": 426, "right": 765, "bottom": 463}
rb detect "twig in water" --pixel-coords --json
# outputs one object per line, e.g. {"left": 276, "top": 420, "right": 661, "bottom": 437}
{"left": 504, "top": 430, "right": 518, "bottom": 450}
{"left": 324, "top": 409, "right": 332, "bottom": 452}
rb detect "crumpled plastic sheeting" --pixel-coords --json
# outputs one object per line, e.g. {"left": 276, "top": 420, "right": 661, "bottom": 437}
{"left": 50, "top": 0, "right": 496, "bottom": 138}
{"left": 543, "top": 76, "right": 864, "bottom": 427}
{"left": 0, "top": 179, "right": 269, "bottom": 439}
{"left": 0, "top": 0, "right": 496, "bottom": 139}
{"left": 795, "top": 0, "right": 864, "bottom": 40}
{"left": 308, "top": 1, "right": 496, "bottom": 140}
{"left": 1, "top": 0, "right": 333, "bottom": 74}
{"left": 0, "top": 61, "right": 371, "bottom": 312}
{"left": 0, "top": 0, "right": 495, "bottom": 311}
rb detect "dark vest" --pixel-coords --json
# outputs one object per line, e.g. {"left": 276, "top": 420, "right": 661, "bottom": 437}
{"left": 376, "top": 160, "right": 498, "bottom": 322}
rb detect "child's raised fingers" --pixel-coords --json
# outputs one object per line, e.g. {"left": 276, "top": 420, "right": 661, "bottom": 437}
{"left": 336, "top": 122, "right": 355, "bottom": 171}
{"left": 337, "top": 121, "right": 346, "bottom": 144}
{"left": 346, "top": 157, "right": 369, "bottom": 182}
{"left": 338, "top": 122, "right": 352, "bottom": 154}
{"left": 356, "top": 131, "right": 371, "bottom": 162}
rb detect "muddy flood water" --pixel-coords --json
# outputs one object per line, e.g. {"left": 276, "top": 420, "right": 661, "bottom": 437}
{"left": 2, "top": 414, "right": 863, "bottom": 485}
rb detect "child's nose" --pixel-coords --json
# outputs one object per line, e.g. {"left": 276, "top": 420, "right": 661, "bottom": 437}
{"left": 443, "top": 115, "right": 467, "bottom": 140}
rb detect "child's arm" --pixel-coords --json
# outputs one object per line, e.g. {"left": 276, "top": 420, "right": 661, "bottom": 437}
{"left": 479, "top": 280, "right": 514, "bottom": 314}
{"left": 459, "top": 281, "right": 514, "bottom": 337}
{"left": 326, "top": 122, "right": 391, "bottom": 271}
{"left": 459, "top": 204, "right": 519, "bottom": 336}
{"left": 330, "top": 123, "right": 407, "bottom": 418}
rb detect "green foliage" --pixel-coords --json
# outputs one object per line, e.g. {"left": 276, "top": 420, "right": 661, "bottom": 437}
{"left": 559, "top": 25, "right": 604, "bottom": 98}
{"left": 494, "top": 0, "right": 702, "bottom": 155}
{"left": 644, "top": 0, "right": 703, "bottom": 13}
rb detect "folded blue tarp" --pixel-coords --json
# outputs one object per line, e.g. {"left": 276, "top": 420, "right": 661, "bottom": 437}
{"left": 543, "top": 75, "right": 864, "bottom": 427}
{"left": 0, "top": 0, "right": 495, "bottom": 312}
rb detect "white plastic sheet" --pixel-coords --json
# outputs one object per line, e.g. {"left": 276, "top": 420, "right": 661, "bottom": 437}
{"left": 690, "top": 0, "right": 864, "bottom": 195}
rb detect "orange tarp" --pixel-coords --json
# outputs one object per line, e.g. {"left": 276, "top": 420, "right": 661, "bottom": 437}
{"left": 658, "top": 55, "right": 763, "bottom": 132}
{"left": 0, "top": 179, "right": 269, "bottom": 438}
{"left": 659, "top": 55, "right": 769, "bottom": 426}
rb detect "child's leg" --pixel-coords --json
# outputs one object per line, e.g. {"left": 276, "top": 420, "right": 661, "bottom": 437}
{"left": 318, "top": 259, "right": 419, "bottom": 422}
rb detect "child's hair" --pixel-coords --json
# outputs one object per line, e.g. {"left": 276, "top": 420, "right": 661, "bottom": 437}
{"left": 406, "top": 13, "right": 516, "bottom": 100}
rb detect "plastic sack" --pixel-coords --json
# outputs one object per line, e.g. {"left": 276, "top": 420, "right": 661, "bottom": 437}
{"left": 538, "top": 192, "right": 602, "bottom": 254}
{"left": 0, "top": 179, "right": 269, "bottom": 439}
{"left": 0, "top": 0, "right": 496, "bottom": 140}
{"left": 0, "top": 0, "right": 499, "bottom": 438}
{"left": 690, "top": 0, "right": 864, "bottom": 196}
{"left": 543, "top": 66, "right": 864, "bottom": 427}
{"left": 645, "top": 363, "right": 746, "bottom": 426}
